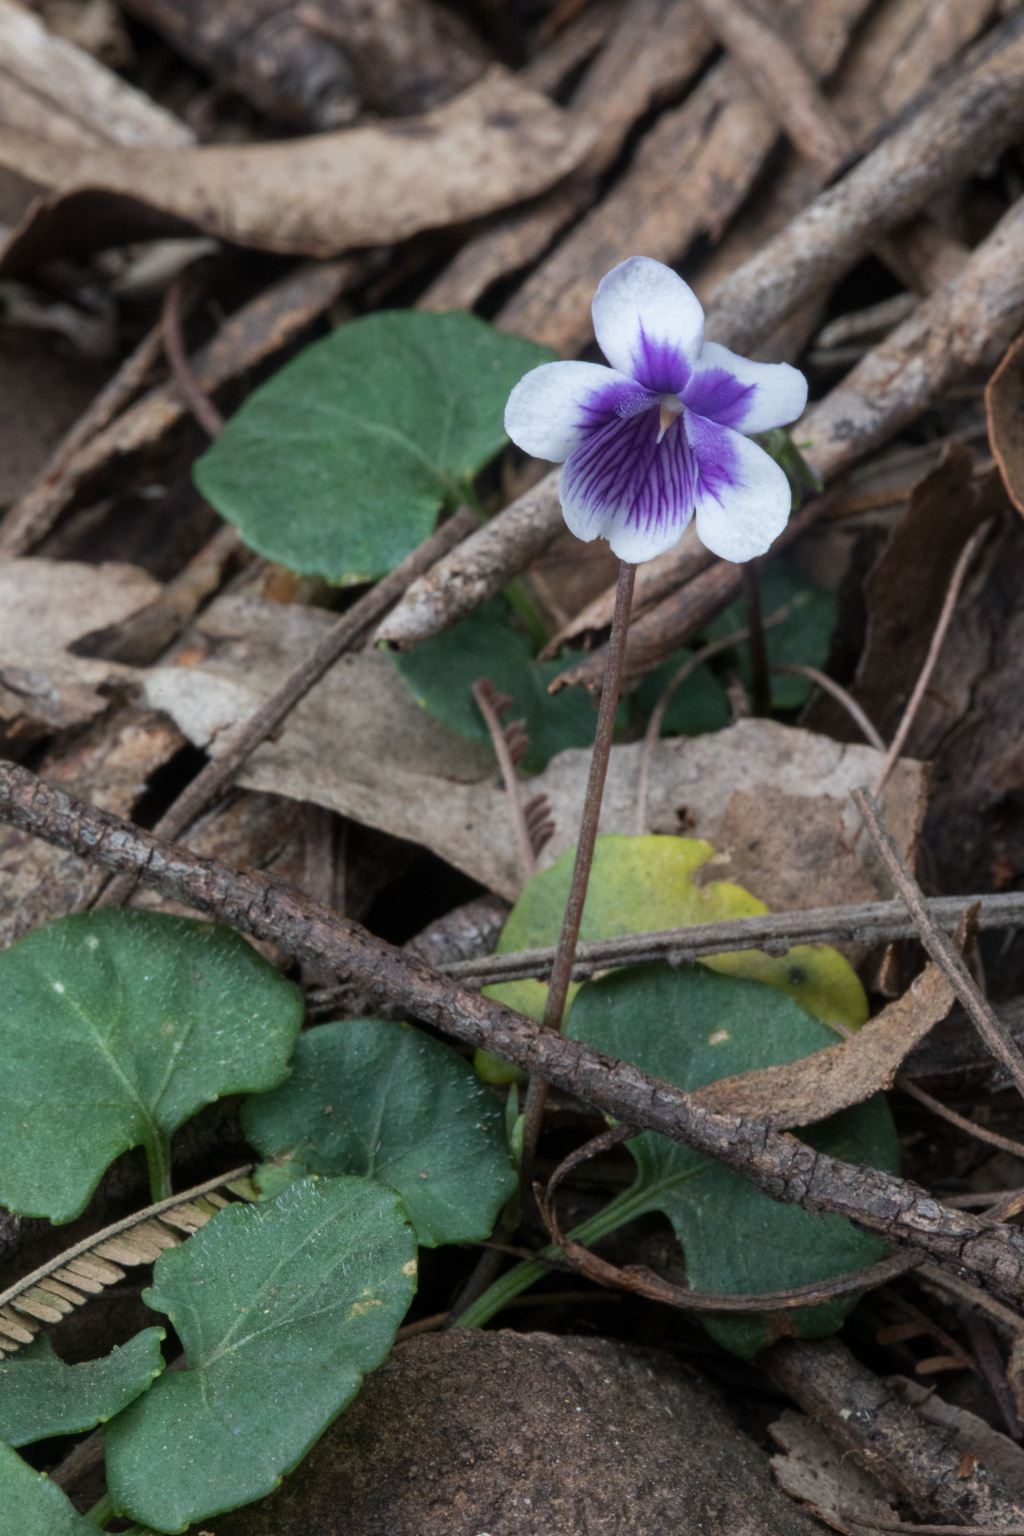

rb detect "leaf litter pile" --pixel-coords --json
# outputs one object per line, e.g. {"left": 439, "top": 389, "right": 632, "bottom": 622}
{"left": 4, "top": 0, "right": 1024, "bottom": 1531}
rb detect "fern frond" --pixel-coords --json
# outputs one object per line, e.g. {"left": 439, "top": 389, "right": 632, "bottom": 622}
{"left": 0, "top": 1166, "right": 252, "bottom": 1353}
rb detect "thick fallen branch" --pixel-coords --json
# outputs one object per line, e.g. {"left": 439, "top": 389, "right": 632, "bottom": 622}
{"left": 5, "top": 761, "right": 1024, "bottom": 1300}
{"left": 703, "top": 9, "right": 1024, "bottom": 352}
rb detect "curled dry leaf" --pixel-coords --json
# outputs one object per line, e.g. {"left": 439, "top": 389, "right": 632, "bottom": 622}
{"left": 0, "top": 68, "right": 595, "bottom": 260}
{"left": 986, "top": 326, "right": 1024, "bottom": 518}
{"left": 696, "top": 962, "right": 953, "bottom": 1129}
{"left": 0, "top": 0, "right": 193, "bottom": 150}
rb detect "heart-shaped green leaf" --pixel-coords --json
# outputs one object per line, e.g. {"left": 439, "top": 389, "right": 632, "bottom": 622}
{"left": 105, "top": 1176, "right": 417, "bottom": 1533}
{"left": 0, "top": 1440, "right": 99, "bottom": 1533}
{"left": 0, "top": 910, "right": 303, "bottom": 1219}
{"left": 394, "top": 597, "right": 616, "bottom": 774}
{"left": 240, "top": 1019, "right": 514, "bottom": 1246}
{"left": 478, "top": 836, "right": 866, "bottom": 1082}
{"left": 0, "top": 1328, "right": 165, "bottom": 1447}
{"left": 566, "top": 962, "right": 898, "bottom": 1357}
{"left": 630, "top": 646, "right": 730, "bottom": 737}
{"left": 194, "top": 310, "right": 555, "bottom": 584}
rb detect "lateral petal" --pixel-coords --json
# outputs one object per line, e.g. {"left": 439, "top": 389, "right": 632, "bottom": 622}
{"left": 504, "top": 360, "right": 653, "bottom": 463}
{"left": 683, "top": 342, "right": 808, "bottom": 434}
{"left": 591, "top": 256, "right": 704, "bottom": 395}
{"left": 560, "top": 405, "right": 697, "bottom": 562}
{"left": 688, "top": 414, "right": 792, "bottom": 562}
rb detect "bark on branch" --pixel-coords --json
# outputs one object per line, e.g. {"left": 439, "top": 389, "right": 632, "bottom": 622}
{"left": 3, "top": 760, "right": 1024, "bottom": 1300}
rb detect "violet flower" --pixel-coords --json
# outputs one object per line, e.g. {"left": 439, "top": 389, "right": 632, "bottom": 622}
{"left": 504, "top": 256, "right": 808, "bottom": 564}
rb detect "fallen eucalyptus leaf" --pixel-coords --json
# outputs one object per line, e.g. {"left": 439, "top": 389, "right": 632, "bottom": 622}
{"left": 696, "top": 962, "right": 954, "bottom": 1127}
{"left": 195, "top": 312, "right": 552, "bottom": 582}
{"left": 0, "top": 1439, "right": 99, "bottom": 1533}
{"left": 104, "top": 1176, "right": 417, "bottom": 1533}
{"left": 986, "top": 327, "right": 1024, "bottom": 517}
{"left": 566, "top": 962, "right": 899, "bottom": 1357}
{"left": 145, "top": 597, "right": 927, "bottom": 904}
{"left": 0, "top": 1328, "right": 165, "bottom": 1447}
{"left": 240, "top": 1020, "right": 515, "bottom": 1247}
{"left": 0, "top": 68, "right": 595, "bottom": 260}
{"left": 0, "top": 909, "right": 303, "bottom": 1219}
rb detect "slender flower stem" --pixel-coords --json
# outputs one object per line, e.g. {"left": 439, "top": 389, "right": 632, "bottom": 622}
{"left": 742, "top": 562, "right": 771, "bottom": 715}
{"left": 518, "top": 560, "right": 636, "bottom": 1193}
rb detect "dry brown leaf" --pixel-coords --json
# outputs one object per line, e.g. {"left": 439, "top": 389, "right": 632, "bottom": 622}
{"left": 144, "top": 592, "right": 927, "bottom": 902}
{"left": 770, "top": 1408, "right": 893, "bottom": 1536}
{"left": 697, "top": 962, "right": 953, "bottom": 1129}
{"left": 0, "top": 67, "right": 595, "bottom": 260}
{"left": 986, "top": 326, "right": 1024, "bottom": 518}
{"left": 0, "top": 0, "right": 192, "bottom": 149}
{"left": 0, "top": 557, "right": 156, "bottom": 751}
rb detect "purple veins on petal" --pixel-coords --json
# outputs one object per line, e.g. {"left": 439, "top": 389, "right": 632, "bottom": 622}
{"left": 560, "top": 403, "right": 699, "bottom": 560}
{"left": 576, "top": 377, "right": 657, "bottom": 435}
{"left": 631, "top": 325, "right": 692, "bottom": 396}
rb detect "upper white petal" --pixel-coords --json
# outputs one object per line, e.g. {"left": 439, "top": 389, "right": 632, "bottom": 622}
{"left": 591, "top": 256, "right": 704, "bottom": 393}
{"left": 683, "top": 342, "right": 808, "bottom": 434}
{"left": 688, "top": 416, "right": 792, "bottom": 563}
{"left": 504, "top": 359, "right": 642, "bottom": 463}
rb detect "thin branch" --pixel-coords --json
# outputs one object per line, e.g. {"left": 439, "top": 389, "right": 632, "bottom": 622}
{"left": 875, "top": 520, "right": 992, "bottom": 793}
{"left": 897, "top": 1077, "right": 1024, "bottom": 1162}
{"left": 0, "top": 319, "right": 166, "bottom": 558}
{"left": 852, "top": 788, "right": 1024, "bottom": 1104}
{"left": 161, "top": 273, "right": 225, "bottom": 439}
{"left": 519, "top": 560, "right": 636, "bottom": 1192}
{"left": 95, "top": 504, "right": 479, "bottom": 907}
{"left": 442, "top": 891, "right": 1024, "bottom": 986}
{"left": 9, "top": 764, "right": 1024, "bottom": 1296}
{"left": 964, "top": 1313, "right": 1023, "bottom": 1439}
{"left": 472, "top": 678, "right": 536, "bottom": 884}
{"left": 776, "top": 664, "right": 885, "bottom": 751}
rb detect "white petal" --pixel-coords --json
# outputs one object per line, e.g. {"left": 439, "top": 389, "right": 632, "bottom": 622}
{"left": 688, "top": 415, "right": 792, "bottom": 563}
{"left": 504, "top": 360, "right": 648, "bottom": 463}
{"left": 683, "top": 342, "right": 808, "bottom": 434}
{"left": 591, "top": 256, "right": 704, "bottom": 394}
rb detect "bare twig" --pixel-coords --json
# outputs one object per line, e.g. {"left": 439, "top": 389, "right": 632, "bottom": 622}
{"left": 916, "top": 1263, "right": 1024, "bottom": 1336}
{"left": 775, "top": 665, "right": 885, "bottom": 752}
{"left": 11, "top": 764, "right": 1024, "bottom": 1295}
{"left": 897, "top": 1077, "right": 1024, "bottom": 1162}
{"left": 851, "top": 789, "right": 1024, "bottom": 1105}
{"left": 965, "top": 1313, "right": 1023, "bottom": 1439}
{"left": 874, "top": 520, "right": 992, "bottom": 793}
{"left": 519, "top": 561, "right": 636, "bottom": 1192}
{"left": 693, "top": 0, "right": 850, "bottom": 176}
{"left": 472, "top": 678, "right": 536, "bottom": 884}
{"left": 95, "top": 504, "right": 479, "bottom": 908}
{"left": 0, "top": 319, "right": 166, "bottom": 557}
{"left": 161, "top": 272, "right": 225, "bottom": 439}
{"left": 441, "top": 893, "right": 1024, "bottom": 987}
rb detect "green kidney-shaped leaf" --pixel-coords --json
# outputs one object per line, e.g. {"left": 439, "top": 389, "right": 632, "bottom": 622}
{"left": 241, "top": 1019, "right": 515, "bottom": 1246}
{"left": 0, "top": 1329, "right": 165, "bottom": 1447}
{"left": 105, "top": 1175, "right": 417, "bottom": 1533}
{"left": 394, "top": 596, "right": 618, "bottom": 774}
{"left": 0, "top": 1440, "right": 99, "bottom": 1534}
{"left": 566, "top": 962, "right": 899, "bottom": 1357}
{"left": 480, "top": 836, "right": 866, "bottom": 1060}
{"left": 194, "top": 310, "right": 555, "bottom": 584}
{"left": 0, "top": 910, "right": 303, "bottom": 1220}
{"left": 631, "top": 646, "right": 730, "bottom": 737}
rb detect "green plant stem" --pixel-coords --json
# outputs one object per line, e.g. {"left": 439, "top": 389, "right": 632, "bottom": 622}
{"left": 517, "top": 560, "right": 636, "bottom": 1194}
{"left": 86, "top": 1492, "right": 114, "bottom": 1526}
{"left": 742, "top": 562, "right": 771, "bottom": 716}
{"left": 144, "top": 1133, "right": 173, "bottom": 1202}
{"left": 458, "top": 1175, "right": 659, "bottom": 1329}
